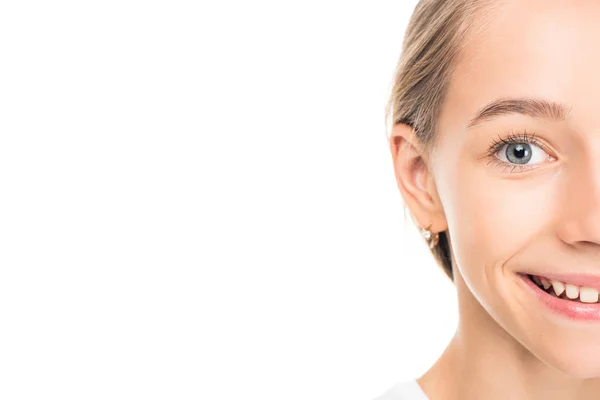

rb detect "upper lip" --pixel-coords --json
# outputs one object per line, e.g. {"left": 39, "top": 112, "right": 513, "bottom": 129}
{"left": 524, "top": 272, "right": 600, "bottom": 291}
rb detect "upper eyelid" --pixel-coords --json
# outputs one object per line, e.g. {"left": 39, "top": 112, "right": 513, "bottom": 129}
{"left": 485, "top": 130, "right": 552, "bottom": 157}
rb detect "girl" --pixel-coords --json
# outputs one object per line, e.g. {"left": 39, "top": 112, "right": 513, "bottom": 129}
{"left": 378, "top": 0, "right": 600, "bottom": 399}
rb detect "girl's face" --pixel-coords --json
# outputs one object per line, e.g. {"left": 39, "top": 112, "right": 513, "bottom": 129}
{"left": 431, "top": 0, "right": 600, "bottom": 378}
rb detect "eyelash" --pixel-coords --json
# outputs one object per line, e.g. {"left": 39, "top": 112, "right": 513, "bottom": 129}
{"left": 485, "top": 129, "right": 551, "bottom": 173}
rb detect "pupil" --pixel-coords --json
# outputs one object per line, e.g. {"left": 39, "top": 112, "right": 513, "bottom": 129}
{"left": 506, "top": 143, "right": 531, "bottom": 164}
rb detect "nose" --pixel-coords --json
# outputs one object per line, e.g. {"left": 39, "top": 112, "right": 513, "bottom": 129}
{"left": 556, "top": 151, "right": 600, "bottom": 254}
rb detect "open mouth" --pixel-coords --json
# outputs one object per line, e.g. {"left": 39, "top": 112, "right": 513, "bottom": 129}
{"left": 527, "top": 274, "right": 600, "bottom": 304}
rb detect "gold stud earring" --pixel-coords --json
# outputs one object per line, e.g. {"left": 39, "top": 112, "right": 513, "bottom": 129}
{"left": 420, "top": 223, "right": 439, "bottom": 249}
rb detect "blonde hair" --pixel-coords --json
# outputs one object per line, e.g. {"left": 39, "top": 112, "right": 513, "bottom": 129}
{"left": 385, "top": 0, "right": 492, "bottom": 280}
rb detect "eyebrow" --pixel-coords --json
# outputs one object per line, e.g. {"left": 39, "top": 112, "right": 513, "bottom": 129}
{"left": 467, "top": 97, "right": 572, "bottom": 129}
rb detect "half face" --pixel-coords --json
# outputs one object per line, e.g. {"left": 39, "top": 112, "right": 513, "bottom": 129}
{"left": 433, "top": 0, "right": 600, "bottom": 378}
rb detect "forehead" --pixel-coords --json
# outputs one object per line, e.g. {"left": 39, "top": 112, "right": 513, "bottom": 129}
{"left": 440, "top": 0, "right": 600, "bottom": 133}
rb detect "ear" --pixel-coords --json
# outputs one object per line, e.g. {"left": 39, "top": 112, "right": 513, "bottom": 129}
{"left": 389, "top": 123, "right": 448, "bottom": 233}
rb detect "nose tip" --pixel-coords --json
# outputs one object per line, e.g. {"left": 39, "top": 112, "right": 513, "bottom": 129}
{"left": 557, "top": 219, "right": 600, "bottom": 254}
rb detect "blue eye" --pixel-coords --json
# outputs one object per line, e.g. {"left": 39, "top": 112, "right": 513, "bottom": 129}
{"left": 496, "top": 142, "right": 547, "bottom": 165}
{"left": 486, "top": 130, "right": 553, "bottom": 173}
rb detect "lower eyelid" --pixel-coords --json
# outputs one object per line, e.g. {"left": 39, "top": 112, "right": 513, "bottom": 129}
{"left": 486, "top": 158, "right": 535, "bottom": 172}
{"left": 487, "top": 153, "right": 556, "bottom": 174}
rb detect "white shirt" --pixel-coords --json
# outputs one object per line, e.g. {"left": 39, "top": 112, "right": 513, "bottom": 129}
{"left": 374, "top": 380, "right": 429, "bottom": 400}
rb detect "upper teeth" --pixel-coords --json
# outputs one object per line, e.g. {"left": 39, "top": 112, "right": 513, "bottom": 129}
{"left": 540, "top": 277, "right": 551, "bottom": 290}
{"left": 580, "top": 287, "right": 600, "bottom": 303}
{"left": 551, "top": 280, "right": 565, "bottom": 296}
{"left": 533, "top": 275, "right": 600, "bottom": 303}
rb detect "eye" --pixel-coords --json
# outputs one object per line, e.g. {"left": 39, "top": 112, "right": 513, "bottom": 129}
{"left": 486, "top": 130, "right": 554, "bottom": 173}
{"left": 495, "top": 142, "right": 548, "bottom": 165}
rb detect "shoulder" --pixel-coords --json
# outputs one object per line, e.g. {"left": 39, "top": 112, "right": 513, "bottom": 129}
{"left": 373, "top": 380, "right": 429, "bottom": 400}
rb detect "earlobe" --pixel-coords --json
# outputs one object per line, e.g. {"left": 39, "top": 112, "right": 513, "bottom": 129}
{"left": 389, "top": 123, "right": 447, "bottom": 232}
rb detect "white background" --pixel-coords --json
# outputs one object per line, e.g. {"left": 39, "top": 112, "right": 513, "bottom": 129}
{"left": 0, "top": 1, "right": 457, "bottom": 399}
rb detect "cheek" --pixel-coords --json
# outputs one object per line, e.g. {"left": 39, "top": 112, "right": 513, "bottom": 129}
{"left": 435, "top": 159, "right": 600, "bottom": 377}
{"left": 437, "top": 159, "right": 557, "bottom": 275}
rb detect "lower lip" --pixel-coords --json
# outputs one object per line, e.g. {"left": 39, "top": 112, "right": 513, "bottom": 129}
{"left": 517, "top": 273, "right": 600, "bottom": 321}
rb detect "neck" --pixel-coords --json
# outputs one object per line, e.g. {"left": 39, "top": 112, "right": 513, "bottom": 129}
{"left": 418, "top": 269, "right": 600, "bottom": 400}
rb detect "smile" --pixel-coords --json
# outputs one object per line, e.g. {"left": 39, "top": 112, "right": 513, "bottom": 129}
{"left": 528, "top": 274, "right": 600, "bottom": 303}
{"left": 518, "top": 272, "right": 600, "bottom": 321}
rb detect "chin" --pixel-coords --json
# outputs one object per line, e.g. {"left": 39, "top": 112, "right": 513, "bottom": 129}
{"left": 533, "top": 341, "right": 600, "bottom": 379}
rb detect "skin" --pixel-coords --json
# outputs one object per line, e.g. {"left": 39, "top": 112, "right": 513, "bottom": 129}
{"left": 390, "top": 1, "right": 600, "bottom": 399}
